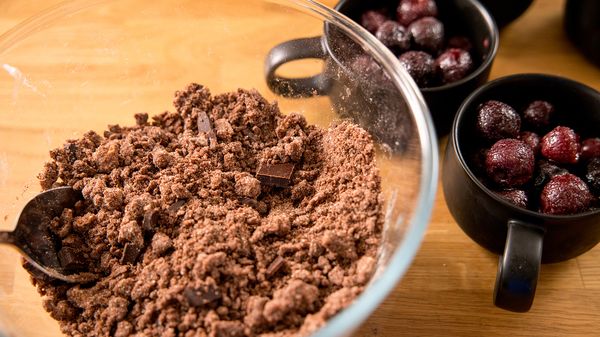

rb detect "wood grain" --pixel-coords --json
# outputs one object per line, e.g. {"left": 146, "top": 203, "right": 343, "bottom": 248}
{"left": 0, "top": 0, "right": 599, "bottom": 337}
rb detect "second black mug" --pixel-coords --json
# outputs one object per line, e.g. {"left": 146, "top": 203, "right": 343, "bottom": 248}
{"left": 265, "top": 0, "right": 498, "bottom": 136}
{"left": 443, "top": 74, "right": 600, "bottom": 313}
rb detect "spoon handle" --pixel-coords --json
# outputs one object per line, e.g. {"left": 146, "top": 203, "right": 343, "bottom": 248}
{"left": 0, "top": 231, "right": 14, "bottom": 244}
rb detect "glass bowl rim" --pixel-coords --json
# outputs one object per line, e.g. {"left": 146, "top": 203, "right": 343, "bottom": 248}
{"left": 0, "top": 1, "right": 439, "bottom": 336}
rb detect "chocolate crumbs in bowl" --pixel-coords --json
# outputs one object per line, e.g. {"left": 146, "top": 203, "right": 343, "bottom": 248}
{"left": 31, "top": 84, "right": 384, "bottom": 337}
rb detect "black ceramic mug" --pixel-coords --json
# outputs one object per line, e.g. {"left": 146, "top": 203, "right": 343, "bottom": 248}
{"left": 565, "top": 0, "right": 600, "bottom": 68}
{"left": 443, "top": 74, "right": 600, "bottom": 312}
{"left": 265, "top": 0, "right": 498, "bottom": 136}
{"left": 478, "top": 0, "right": 534, "bottom": 28}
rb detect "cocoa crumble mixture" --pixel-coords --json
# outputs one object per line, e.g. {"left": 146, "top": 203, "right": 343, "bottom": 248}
{"left": 29, "top": 84, "right": 384, "bottom": 337}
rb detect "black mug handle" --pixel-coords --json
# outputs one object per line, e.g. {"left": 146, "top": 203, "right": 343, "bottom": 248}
{"left": 494, "top": 220, "right": 545, "bottom": 312}
{"left": 265, "top": 36, "right": 331, "bottom": 98}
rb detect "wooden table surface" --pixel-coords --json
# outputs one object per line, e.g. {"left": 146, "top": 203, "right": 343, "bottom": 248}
{"left": 1, "top": 0, "right": 599, "bottom": 336}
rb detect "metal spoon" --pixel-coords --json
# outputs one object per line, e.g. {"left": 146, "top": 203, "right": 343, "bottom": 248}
{"left": 0, "top": 186, "right": 98, "bottom": 283}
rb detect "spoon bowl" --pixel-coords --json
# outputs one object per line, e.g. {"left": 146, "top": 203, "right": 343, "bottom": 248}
{"left": 0, "top": 186, "right": 97, "bottom": 283}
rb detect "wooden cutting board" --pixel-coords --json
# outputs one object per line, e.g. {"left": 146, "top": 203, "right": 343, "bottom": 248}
{"left": 0, "top": 0, "right": 599, "bottom": 336}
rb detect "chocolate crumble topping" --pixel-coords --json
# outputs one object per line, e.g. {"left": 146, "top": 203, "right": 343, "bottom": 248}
{"left": 30, "top": 84, "right": 384, "bottom": 337}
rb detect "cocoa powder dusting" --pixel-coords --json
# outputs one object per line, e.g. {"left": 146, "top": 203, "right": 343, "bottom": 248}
{"left": 30, "top": 84, "right": 384, "bottom": 337}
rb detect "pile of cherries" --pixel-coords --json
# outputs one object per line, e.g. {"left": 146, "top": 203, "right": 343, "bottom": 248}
{"left": 473, "top": 99, "right": 600, "bottom": 215}
{"left": 359, "top": 0, "right": 474, "bottom": 87}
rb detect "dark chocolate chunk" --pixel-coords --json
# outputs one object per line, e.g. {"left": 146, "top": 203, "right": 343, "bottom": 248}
{"left": 256, "top": 163, "right": 295, "bottom": 187}
{"left": 170, "top": 200, "right": 186, "bottom": 210}
{"left": 120, "top": 243, "right": 142, "bottom": 264}
{"left": 197, "top": 110, "right": 217, "bottom": 145}
{"left": 58, "top": 247, "right": 86, "bottom": 271}
{"left": 67, "top": 143, "right": 79, "bottom": 164}
{"left": 240, "top": 198, "right": 268, "bottom": 215}
{"left": 239, "top": 198, "right": 258, "bottom": 208}
{"left": 168, "top": 200, "right": 186, "bottom": 216}
{"left": 266, "top": 256, "right": 286, "bottom": 278}
{"left": 184, "top": 285, "right": 221, "bottom": 307}
{"left": 142, "top": 209, "right": 159, "bottom": 233}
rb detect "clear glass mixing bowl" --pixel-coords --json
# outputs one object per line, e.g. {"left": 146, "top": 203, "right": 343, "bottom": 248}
{"left": 0, "top": 1, "right": 438, "bottom": 336}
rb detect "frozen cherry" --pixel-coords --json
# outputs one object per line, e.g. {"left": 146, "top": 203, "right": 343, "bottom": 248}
{"left": 435, "top": 48, "right": 473, "bottom": 84}
{"left": 581, "top": 138, "right": 600, "bottom": 161}
{"left": 361, "top": 10, "right": 388, "bottom": 34}
{"left": 351, "top": 55, "right": 386, "bottom": 82}
{"left": 397, "top": 0, "right": 438, "bottom": 26}
{"left": 398, "top": 51, "right": 435, "bottom": 87}
{"left": 586, "top": 158, "right": 600, "bottom": 194}
{"left": 375, "top": 21, "right": 411, "bottom": 52}
{"left": 408, "top": 17, "right": 444, "bottom": 53}
{"left": 533, "top": 160, "right": 569, "bottom": 191}
{"left": 540, "top": 126, "right": 581, "bottom": 164}
{"left": 485, "top": 139, "right": 535, "bottom": 187}
{"left": 496, "top": 189, "right": 528, "bottom": 208}
{"left": 540, "top": 173, "right": 593, "bottom": 215}
{"left": 476, "top": 100, "right": 521, "bottom": 142}
{"left": 519, "top": 131, "right": 540, "bottom": 155}
{"left": 447, "top": 35, "right": 473, "bottom": 51}
{"left": 523, "top": 100, "right": 554, "bottom": 129}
